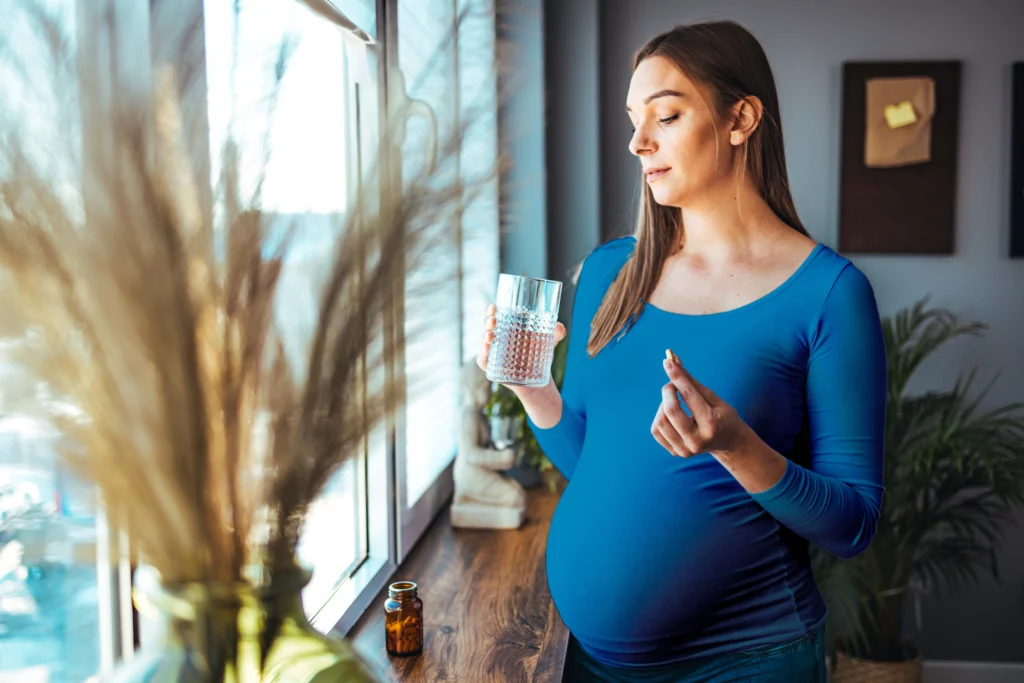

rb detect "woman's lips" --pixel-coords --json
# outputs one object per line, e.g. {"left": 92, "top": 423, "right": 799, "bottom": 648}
{"left": 645, "top": 167, "right": 670, "bottom": 182}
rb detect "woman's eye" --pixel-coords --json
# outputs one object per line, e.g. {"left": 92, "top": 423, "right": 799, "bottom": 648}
{"left": 629, "top": 114, "right": 675, "bottom": 134}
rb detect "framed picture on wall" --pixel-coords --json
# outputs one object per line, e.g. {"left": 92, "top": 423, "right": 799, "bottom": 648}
{"left": 839, "top": 61, "right": 962, "bottom": 255}
{"left": 1012, "top": 62, "right": 1024, "bottom": 258}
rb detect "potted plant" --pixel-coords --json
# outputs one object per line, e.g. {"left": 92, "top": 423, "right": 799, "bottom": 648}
{"left": 483, "top": 380, "right": 522, "bottom": 448}
{"left": 483, "top": 335, "right": 569, "bottom": 493}
{"left": 814, "top": 299, "right": 1024, "bottom": 682}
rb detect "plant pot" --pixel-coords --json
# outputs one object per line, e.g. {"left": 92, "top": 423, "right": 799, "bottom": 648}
{"left": 832, "top": 646, "right": 923, "bottom": 683}
{"left": 504, "top": 460, "right": 541, "bottom": 489}
{"left": 487, "top": 414, "right": 520, "bottom": 451}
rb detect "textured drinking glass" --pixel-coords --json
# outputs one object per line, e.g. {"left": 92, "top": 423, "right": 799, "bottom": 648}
{"left": 486, "top": 275, "right": 562, "bottom": 387}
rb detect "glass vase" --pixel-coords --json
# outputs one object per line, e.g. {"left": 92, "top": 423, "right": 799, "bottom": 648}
{"left": 106, "top": 563, "right": 380, "bottom": 683}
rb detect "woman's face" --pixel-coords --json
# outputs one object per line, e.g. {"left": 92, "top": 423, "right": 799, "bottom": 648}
{"left": 626, "top": 56, "right": 735, "bottom": 209}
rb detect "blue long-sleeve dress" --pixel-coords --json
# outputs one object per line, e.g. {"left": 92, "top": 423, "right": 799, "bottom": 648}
{"left": 526, "top": 235, "right": 886, "bottom": 668}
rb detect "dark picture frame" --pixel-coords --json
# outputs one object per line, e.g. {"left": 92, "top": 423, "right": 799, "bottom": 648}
{"left": 1011, "top": 62, "right": 1024, "bottom": 258}
{"left": 839, "top": 61, "right": 962, "bottom": 255}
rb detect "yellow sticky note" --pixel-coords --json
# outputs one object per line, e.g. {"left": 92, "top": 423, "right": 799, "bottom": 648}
{"left": 884, "top": 101, "right": 918, "bottom": 129}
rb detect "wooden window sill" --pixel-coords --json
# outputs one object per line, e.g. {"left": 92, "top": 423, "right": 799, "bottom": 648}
{"left": 348, "top": 487, "right": 569, "bottom": 681}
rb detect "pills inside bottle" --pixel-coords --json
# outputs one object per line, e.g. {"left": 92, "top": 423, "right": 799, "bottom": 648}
{"left": 384, "top": 581, "right": 423, "bottom": 656}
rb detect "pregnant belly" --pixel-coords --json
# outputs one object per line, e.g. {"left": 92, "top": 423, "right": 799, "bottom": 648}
{"left": 546, "top": 456, "right": 795, "bottom": 652}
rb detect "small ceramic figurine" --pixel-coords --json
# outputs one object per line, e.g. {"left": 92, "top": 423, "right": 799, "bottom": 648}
{"left": 450, "top": 359, "right": 526, "bottom": 529}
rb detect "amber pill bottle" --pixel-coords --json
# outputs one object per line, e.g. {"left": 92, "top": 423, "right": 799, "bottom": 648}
{"left": 385, "top": 581, "right": 423, "bottom": 656}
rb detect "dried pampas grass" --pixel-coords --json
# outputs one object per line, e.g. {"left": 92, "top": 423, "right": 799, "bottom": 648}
{"left": 0, "top": 1, "right": 500, "bottom": 585}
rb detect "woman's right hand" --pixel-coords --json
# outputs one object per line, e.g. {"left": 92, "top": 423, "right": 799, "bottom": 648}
{"left": 476, "top": 304, "right": 567, "bottom": 394}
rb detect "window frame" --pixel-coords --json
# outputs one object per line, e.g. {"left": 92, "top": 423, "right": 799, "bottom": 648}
{"left": 74, "top": 0, "right": 141, "bottom": 672}
{"left": 67, "top": 0, "right": 498, "bottom": 650}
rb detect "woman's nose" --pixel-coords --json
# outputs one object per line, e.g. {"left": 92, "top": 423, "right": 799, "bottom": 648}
{"left": 629, "top": 126, "right": 654, "bottom": 157}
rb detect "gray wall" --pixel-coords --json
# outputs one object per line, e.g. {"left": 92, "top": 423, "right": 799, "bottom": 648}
{"left": 501, "top": 0, "right": 601, "bottom": 327}
{"left": 496, "top": 0, "right": 548, "bottom": 281}
{"left": 544, "top": 0, "right": 601, "bottom": 325}
{"left": 551, "top": 0, "right": 1024, "bottom": 664}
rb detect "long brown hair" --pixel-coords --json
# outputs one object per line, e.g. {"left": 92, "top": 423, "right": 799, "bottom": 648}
{"left": 586, "top": 21, "right": 808, "bottom": 357}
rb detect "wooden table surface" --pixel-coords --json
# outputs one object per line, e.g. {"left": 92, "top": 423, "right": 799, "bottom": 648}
{"left": 349, "top": 487, "right": 569, "bottom": 682}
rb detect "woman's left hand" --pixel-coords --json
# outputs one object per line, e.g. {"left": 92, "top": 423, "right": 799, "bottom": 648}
{"left": 651, "top": 352, "right": 753, "bottom": 458}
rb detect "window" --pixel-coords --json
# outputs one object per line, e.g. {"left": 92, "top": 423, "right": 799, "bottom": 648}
{"left": 0, "top": 2, "right": 123, "bottom": 681}
{"left": 455, "top": 0, "right": 501, "bottom": 366}
{"left": 200, "top": 0, "right": 383, "bottom": 627}
{"left": 1, "top": 2, "right": 501, "bottom": 675}
{"left": 392, "top": 0, "right": 500, "bottom": 563}
{"left": 394, "top": 0, "right": 463, "bottom": 559}
{"left": 0, "top": 407, "right": 102, "bottom": 683}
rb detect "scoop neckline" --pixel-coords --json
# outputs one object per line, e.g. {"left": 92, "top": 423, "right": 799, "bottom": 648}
{"left": 641, "top": 242, "right": 825, "bottom": 320}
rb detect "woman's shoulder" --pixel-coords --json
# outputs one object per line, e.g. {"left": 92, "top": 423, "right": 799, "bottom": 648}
{"left": 747, "top": 239, "right": 879, "bottom": 338}
{"left": 569, "top": 235, "right": 637, "bottom": 286}
{"left": 799, "top": 244, "right": 881, "bottom": 343}
{"left": 807, "top": 243, "right": 877, "bottom": 303}
{"left": 589, "top": 234, "right": 637, "bottom": 262}
{"left": 586, "top": 234, "right": 637, "bottom": 273}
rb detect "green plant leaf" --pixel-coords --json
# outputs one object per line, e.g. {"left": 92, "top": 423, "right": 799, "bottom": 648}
{"left": 551, "top": 336, "right": 569, "bottom": 389}
{"left": 813, "top": 296, "right": 1024, "bottom": 661}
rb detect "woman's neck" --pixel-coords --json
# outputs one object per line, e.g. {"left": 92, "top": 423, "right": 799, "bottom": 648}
{"left": 675, "top": 183, "right": 788, "bottom": 261}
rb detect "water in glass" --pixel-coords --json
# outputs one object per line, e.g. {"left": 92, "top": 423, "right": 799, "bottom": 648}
{"left": 486, "top": 275, "right": 562, "bottom": 387}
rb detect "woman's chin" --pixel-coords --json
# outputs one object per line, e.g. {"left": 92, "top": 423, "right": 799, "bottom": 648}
{"left": 649, "top": 185, "right": 684, "bottom": 208}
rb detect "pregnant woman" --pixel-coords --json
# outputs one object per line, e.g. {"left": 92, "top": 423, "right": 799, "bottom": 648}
{"left": 476, "top": 21, "right": 886, "bottom": 683}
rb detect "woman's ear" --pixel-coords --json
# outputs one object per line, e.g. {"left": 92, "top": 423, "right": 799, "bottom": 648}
{"left": 729, "top": 97, "right": 764, "bottom": 146}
